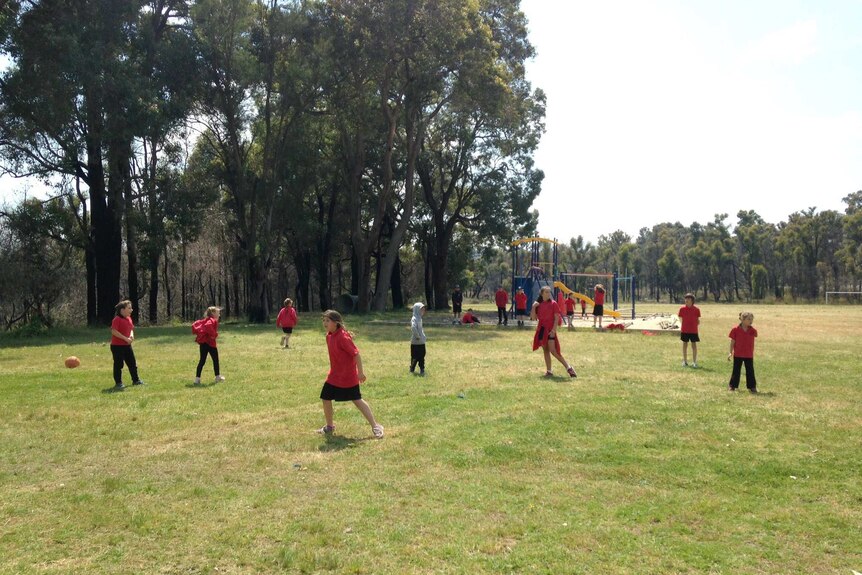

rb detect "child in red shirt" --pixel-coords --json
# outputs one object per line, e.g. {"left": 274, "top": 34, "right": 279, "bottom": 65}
{"left": 109, "top": 300, "right": 145, "bottom": 391}
{"left": 318, "top": 310, "right": 384, "bottom": 438}
{"left": 728, "top": 311, "right": 758, "bottom": 393}
{"left": 276, "top": 297, "right": 298, "bottom": 348}
{"left": 514, "top": 287, "right": 528, "bottom": 327}
{"left": 592, "top": 284, "right": 606, "bottom": 328}
{"left": 461, "top": 309, "right": 481, "bottom": 325}
{"left": 564, "top": 293, "right": 576, "bottom": 329}
{"left": 678, "top": 293, "right": 701, "bottom": 367}
{"left": 495, "top": 286, "right": 509, "bottom": 326}
{"left": 530, "top": 286, "right": 576, "bottom": 378}
{"left": 193, "top": 306, "right": 223, "bottom": 385}
{"left": 580, "top": 297, "right": 587, "bottom": 318}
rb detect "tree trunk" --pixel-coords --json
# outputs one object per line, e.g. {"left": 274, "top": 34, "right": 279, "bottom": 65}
{"left": 118, "top": 139, "right": 139, "bottom": 323}
{"left": 295, "top": 250, "right": 312, "bottom": 312}
{"left": 247, "top": 255, "right": 268, "bottom": 322}
{"left": 148, "top": 252, "right": 160, "bottom": 324}
{"left": 430, "top": 229, "right": 451, "bottom": 311}
{"left": 315, "top": 183, "right": 338, "bottom": 312}
{"left": 181, "top": 241, "right": 187, "bottom": 320}
{"left": 162, "top": 243, "right": 172, "bottom": 319}
{"left": 85, "top": 87, "right": 121, "bottom": 326}
{"left": 391, "top": 254, "right": 404, "bottom": 309}
{"left": 371, "top": 117, "right": 419, "bottom": 311}
{"left": 85, "top": 244, "right": 97, "bottom": 326}
{"left": 424, "top": 240, "right": 434, "bottom": 308}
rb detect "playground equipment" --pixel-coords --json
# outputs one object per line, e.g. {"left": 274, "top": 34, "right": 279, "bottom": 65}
{"left": 553, "top": 281, "right": 621, "bottom": 319}
{"left": 510, "top": 237, "right": 637, "bottom": 319}
{"left": 510, "top": 237, "right": 559, "bottom": 304}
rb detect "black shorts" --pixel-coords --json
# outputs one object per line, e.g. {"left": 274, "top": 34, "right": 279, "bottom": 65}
{"left": 281, "top": 327, "right": 293, "bottom": 334}
{"left": 320, "top": 382, "right": 361, "bottom": 401}
{"left": 516, "top": 308, "right": 527, "bottom": 317}
{"left": 453, "top": 303, "right": 462, "bottom": 314}
{"left": 680, "top": 332, "right": 700, "bottom": 343}
{"left": 593, "top": 304, "right": 604, "bottom": 317}
{"left": 566, "top": 311, "right": 574, "bottom": 317}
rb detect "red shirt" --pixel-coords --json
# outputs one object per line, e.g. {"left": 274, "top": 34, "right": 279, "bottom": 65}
{"left": 565, "top": 298, "right": 575, "bottom": 313}
{"left": 110, "top": 316, "right": 134, "bottom": 346}
{"left": 277, "top": 307, "right": 297, "bottom": 328}
{"left": 326, "top": 327, "right": 360, "bottom": 387}
{"left": 195, "top": 317, "right": 219, "bottom": 347}
{"left": 580, "top": 299, "right": 586, "bottom": 310}
{"left": 535, "top": 299, "right": 561, "bottom": 329}
{"left": 495, "top": 289, "right": 508, "bottom": 307}
{"left": 594, "top": 290, "right": 605, "bottom": 305}
{"left": 678, "top": 305, "right": 701, "bottom": 334}
{"left": 729, "top": 325, "right": 757, "bottom": 358}
{"left": 514, "top": 292, "right": 528, "bottom": 311}
{"left": 462, "top": 312, "right": 479, "bottom": 324}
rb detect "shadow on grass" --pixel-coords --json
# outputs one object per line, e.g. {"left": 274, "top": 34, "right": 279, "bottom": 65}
{"left": 184, "top": 382, "right": 218, "bottom": 389}
{"left": 318, "top": 434, "right": 374, "bottom": 452}
{"left": 725, "top": 390, "right": 777, "bottom": 397}
{"left": 537, "top": 373, "right": 577, "bottom": 381}
{"left": 100, "top": 385, "right": 145, "bottom": 394}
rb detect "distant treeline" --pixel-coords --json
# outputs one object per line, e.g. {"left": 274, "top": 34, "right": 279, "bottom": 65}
{"left": 548, "top": 202, "right": 862, "bottom": 305}
{"left": 0, "top": 0, "right": 544, "bottom": 329}
{"left": 1, "top": 2, "right": 860, "bottom": 331}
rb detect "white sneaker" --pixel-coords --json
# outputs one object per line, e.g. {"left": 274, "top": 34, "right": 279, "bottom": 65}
{"left": 193, "top": 377, "right": 201, "bottom": 385}
{"left": 214, "top": 375, "right": 225, "bottom": 383}
{"left": 682, "top": 361, "right": 688, "bottom": 367}
{"left": 372, "top": 424, "right": 385, "bottom": 438}
{"left": 691, "top": 363, "right": 698, "bottom": 368}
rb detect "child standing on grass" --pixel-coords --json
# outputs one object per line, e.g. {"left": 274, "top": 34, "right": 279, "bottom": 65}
{"left": 580, "top": 297, "right": 587, "bottom": 318}
{"left": 678, "top": 293, "right": 701, "bottom": 367}
{"left": 410, "top": 302, "right": 427, "bottom": 375}
{"left": 276, "top": 297, "right": 298, "bottom": 348}
{"left": 193, "top": 306, "right": 224, "bottom": 385}
{"left": 531, "top": 286, "right": 577, "bottom": 378}
{"left": 318, "top": 310, "right": 384, "bottom": 438}
{"left": 495, "top": 285, "right": 509, "bottom": 326}
{"left": 451, "top": 285, "right": 463, "bottom": 324}
{"left": 565, "top": 293, "right": 576, "bottom": 329}
{"left": 728, "top": 311, "right": 758, "bottom": 393}
{"left": 109, "top": 300, "right": 145, "bottom": 391}
{"left": 592, "top": 284, "right": 606, "bottom": 328}
{"left": 514, "top": 287, "right": 528, "bottom": 327}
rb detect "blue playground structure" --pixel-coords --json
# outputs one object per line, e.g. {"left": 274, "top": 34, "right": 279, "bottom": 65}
{"left": 510, "top": 237, "right": 558, "bottom": 305}
{"left": 510, "top": 237, "right": 637, "bottom": 319}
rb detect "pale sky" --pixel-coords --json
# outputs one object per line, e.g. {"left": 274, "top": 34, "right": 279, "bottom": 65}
{"left": 3, "top": 2, "right": 861, "bottom": 247}
{"left": 522, "top": 0, "right": 862, "bottom": 243}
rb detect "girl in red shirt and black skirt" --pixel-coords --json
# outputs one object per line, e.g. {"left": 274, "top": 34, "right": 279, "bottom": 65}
{"left": 318, "top": 310, "right": 384, "bottom": 438}
{"left": 531, "top": 287, "right": 577, "bottom": 378}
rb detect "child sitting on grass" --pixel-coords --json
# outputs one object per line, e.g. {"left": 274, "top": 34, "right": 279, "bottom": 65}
{"left": 461, "top": 309, "right": 481, "bottom": 325}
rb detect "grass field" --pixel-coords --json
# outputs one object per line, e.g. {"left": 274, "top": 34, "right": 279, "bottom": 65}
{"left": 1, "top": 304, "right": 860, "bottom": 574}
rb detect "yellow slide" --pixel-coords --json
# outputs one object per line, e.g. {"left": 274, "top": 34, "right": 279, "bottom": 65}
{"left": 553, "top": 281, "right": 621, "bottom": 318}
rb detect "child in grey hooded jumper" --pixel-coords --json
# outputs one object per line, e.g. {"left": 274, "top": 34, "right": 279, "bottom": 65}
{"left": 410, "top": 302, "right": 427, "bottom": 375}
